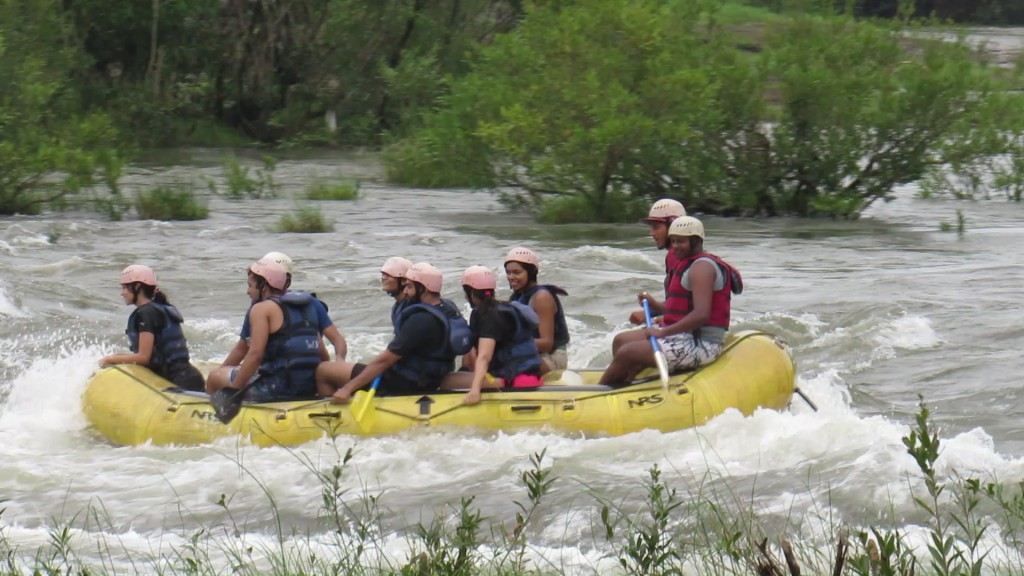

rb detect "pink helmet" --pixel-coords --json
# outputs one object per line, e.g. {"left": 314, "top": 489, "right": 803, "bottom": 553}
{"left": 250, "top": 257, "right": 289, "bottom": 290}
{"left": 261, "top": 251, "right": 294, "bottom": 274}
{"left": 380, "top": 256, "right": 413, "bottom": 278}
{"left": 405, "top": 262, "right": 443, "bottom": 293}
{"left": 461, "top": 265, "right": 497, "bottom": 290}
{"left": 120, "top": 264, "right": 158, "bottom": 287}
{"left": 641, "top": 199, "right": 686, "bottom": 224}
{"left": 504, "top": 247, "right": 539, "bottom": 269}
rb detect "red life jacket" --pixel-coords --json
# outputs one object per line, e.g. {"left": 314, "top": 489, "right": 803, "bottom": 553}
{"left": 662, "top": 252, "right": 742, "bottom": 329}
{"left": 663, "top": 250, "right": 680, "bottom": 297}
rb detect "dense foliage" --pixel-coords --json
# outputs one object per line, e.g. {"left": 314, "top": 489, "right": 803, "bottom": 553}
{"left": 384, "top": 0, "right": 1024, "bottom": 220}
{"left": 0, "top": 0, "right": 123, "bottom": 216}
{"left": 1, "top": 0, "right": 1022, "bottom": 219}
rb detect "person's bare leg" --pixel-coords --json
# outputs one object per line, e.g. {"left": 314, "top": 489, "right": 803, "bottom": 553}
{"left": 316, "top": 361, "right": 356, "bottom": 396}
{"left": 439, "top": 371, "right": 505, "bottom": 390}
{"left": 206, "top": 367, "right": 234, "bottom": 393}
{"left": 611, "top": 328, "right": 647, "bottom": 355}
{"left": 599, "top": 340, "right": 655, "bottom": 385}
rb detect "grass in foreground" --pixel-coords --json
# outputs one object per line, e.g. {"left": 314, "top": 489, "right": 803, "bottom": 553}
{"left": 3, "top": 399, "right": 1024, "bottom": 575}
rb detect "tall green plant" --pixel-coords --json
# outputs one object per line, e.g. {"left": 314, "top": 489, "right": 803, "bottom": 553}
{"left": 902, "top": 397, "right": 988, "bottom": 576}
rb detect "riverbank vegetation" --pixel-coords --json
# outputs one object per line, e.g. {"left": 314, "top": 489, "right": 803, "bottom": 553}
{"left": 2, "top": 0, "right": 1023, "bottom": 221}
{"left": 3, "top": 401, "right": 1024, "bottom": 575}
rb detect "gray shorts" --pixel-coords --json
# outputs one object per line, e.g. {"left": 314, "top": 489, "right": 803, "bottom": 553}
{"left": 540, "top": 348, "right": 568, "bottom": 372}
{"left": 658, "top": 333, "right": 723, "bottom": 372}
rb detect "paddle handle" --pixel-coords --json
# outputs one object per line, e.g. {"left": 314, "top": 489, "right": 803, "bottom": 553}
{"left": 641, "top": 300, "right": 660, "bottom": 350}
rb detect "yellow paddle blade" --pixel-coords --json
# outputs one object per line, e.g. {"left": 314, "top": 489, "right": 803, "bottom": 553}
{"left": 350, "top": 388, "right": 377, "bottom": 433}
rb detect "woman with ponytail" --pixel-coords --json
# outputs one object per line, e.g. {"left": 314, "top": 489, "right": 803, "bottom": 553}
{"left": 441, "top": 266, "right": 542, "bottom": 405}
{"left": 98, "top": 264, "right": 205, "bottom": 391}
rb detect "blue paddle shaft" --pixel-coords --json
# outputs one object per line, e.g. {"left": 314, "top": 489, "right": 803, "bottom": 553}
{"left": 642, "top": 300, "right": 660, "bottom": 351}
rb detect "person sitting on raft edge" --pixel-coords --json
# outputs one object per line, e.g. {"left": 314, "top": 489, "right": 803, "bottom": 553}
{"left": 440, "top": 265, "right": 543, "bottom": 405}
{"left": 610, "top": 198, "right": 687, "bottom": 359}
{"left": 98, "top": 264, "right": 205, "bottom": 391}
{"left": 599, "top": 216, "right": 742, "bottom": 385}
{"left": 504, "top": 247, "right": 570, "bottom": 374}
{"left": 317, "top": 262, "right": 469, "bottom": 403}
{"left": 210, "top": 251, "right": 347, "bottom": 389}
{"left": 205, "top": 256, "right": 328, "bottom": 401}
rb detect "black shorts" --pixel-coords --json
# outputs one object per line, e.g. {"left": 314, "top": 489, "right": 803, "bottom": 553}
{"left": 351, "top": 363, "right": 434, "bottom": 396}
{"left": 163, "top": 362, "right": 205, "bottom": 392}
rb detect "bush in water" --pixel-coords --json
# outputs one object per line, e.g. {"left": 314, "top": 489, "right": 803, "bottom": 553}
{"left": 209, "top": 156, "right": 279, "bottom": 200}
{"left": 305, "top": 180, "right": 361, "bottom": 201}
{"left": 135, "top": 185, "right": 209, "bottom": 221}
{"left": 278, "top": 206, "right": 334, "bottom": 233}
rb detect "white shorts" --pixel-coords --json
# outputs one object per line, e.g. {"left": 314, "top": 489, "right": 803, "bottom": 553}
{"left": 658, "top": 333, "right": 723, "bottom": 372}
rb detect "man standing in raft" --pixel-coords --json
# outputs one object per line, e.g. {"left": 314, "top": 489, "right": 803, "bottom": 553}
{"left": 600, "top": 216, "right": 742, "bottom": 385}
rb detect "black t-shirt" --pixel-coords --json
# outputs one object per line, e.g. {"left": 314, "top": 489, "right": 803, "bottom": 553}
{"left": 380, "top": 308, "right": 450, "bottom": 394}
{"left": 388, "top": 309, "right": 447, "bottom": 356}
{"left": 133, "top": 303, "right": 167, "bottom": 335}
{"left": 470, "top": 306, "right": 516, "bottom": 345}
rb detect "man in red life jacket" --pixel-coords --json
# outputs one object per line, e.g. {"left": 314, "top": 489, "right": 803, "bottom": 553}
{"left": 600, "top": 216, "right": 742, "bottom": 385}
{"left": 611, "top": 199, "right": 687, "bottom": 356}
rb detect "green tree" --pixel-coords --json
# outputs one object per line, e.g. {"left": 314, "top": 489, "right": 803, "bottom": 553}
{"left": 386, "top": 1, "right": 1023, "bottom": 220}
{"left": 750, "top": 16, "right": 1024, "bottom": 217}
{"left": 0, "top": 0, "right": 123, "bottom": 216}
{"left": 387, "top": 0, "right": 764, "bottom": 221}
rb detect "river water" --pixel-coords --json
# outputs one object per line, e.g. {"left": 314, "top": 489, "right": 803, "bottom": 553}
{"left": 1, "top": 149, "right": 1023, "bottom": 573}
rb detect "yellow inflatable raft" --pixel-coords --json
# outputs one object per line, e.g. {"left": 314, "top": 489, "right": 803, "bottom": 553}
{"left": 82, "top": 330, "right": 796, "bottom": 447}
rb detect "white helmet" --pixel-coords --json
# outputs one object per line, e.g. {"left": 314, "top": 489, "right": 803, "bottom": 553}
{"left": 642, "top": 199, "right": 686, "bottom": 224}
{"left": 262, "top": 252, "right": 294, "bottom": 274}
{"left": 668, "top": 216, "right": 704, "bottom": 239}
{"left": 380, "top": 256, "right": 413, "bottom": 278}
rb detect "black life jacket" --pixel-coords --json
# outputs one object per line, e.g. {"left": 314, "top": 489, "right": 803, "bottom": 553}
{"left": 510, "top": 284, "right": 570, "bottom": 350}
{"left": 389, "top": 298, "right": 468, "bottom": 390}
{"left": 260, "top": 291, "right": 322, "bottom": 397}
{"left": 488, "top": 301, "right": 543, "bottom": 382}
{"left": 126, "top": 302, "right": 190, "bottom": 374}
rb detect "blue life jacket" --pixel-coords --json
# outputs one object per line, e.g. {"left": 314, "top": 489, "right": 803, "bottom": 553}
{"left": 127, "top": 302, "right": 191, "bottom": 373}
{"left": 390, "top": 297, "right": 412, "bottom": 333}
{"left": 511, "top": 284, "right": 570, "bottom": 350}
{"left": 490, "top": 301, "right": 542, "bottom": 382}
{"left": 389, "top": 298, "right": 468, "bottom": 389}
{"left": 259, "top": 291, "right": 322, "bottom": 397}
